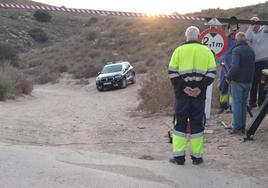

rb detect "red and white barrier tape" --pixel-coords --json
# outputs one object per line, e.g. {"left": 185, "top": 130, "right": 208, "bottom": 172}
{"left": 0, "top": 3, "right": 205, "bottom": 21}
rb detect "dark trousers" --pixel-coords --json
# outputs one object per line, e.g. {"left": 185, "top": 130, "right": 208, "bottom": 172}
{"left": 172, "top": 96, "right": 205, "bottom": 162}
{"left": 250, "top": 61, "right": 268, "bottom": 106}
{"left": 174, "top": 96, "right": 205, "bottom": 135}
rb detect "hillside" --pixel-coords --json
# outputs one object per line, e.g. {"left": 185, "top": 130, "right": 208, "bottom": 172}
{"left": 0, "top": 3, "right": 268, "bottom": 186}
{"left": 14, "top": 2, "right": 268, "bottom": 81}
{"left": 1, "top": 1, "right": 268, "bottom": 54}
{"left": 192, "top": 2, "right": 268, "bottom": 20}
{"left": 0, "top": 0, "right": 90, "bottom": 52}
{"left": 20, "top": 16, "right": 193, "bottom": 81}
{"left": 1, "top": 1, "right": 268, "bottom": 106}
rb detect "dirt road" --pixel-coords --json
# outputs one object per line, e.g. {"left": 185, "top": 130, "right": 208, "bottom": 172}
{"left": 0, "top": 75, "right": 267, "bottom": 185}
{"left": 0, "top": 143, "right": 264, "bottom": 188}
{"left": 0, "top": 75, "right": 171, "bottom": 160}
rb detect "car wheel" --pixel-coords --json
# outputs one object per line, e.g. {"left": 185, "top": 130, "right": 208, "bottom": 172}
{"left": 97, "top": 86, "right": 104, "bottom": 91}
{"left": 131, "top": 75, "right": 136, "bottom": 84}
{"left": 121, "top": 78, "right": 127, "bottom": 88}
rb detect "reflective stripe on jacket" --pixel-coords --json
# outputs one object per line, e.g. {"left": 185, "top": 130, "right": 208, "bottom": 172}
{"left": 168, "top": 41, "right": 216, "bottom": 99}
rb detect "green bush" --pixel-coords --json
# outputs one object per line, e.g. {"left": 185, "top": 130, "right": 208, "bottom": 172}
{"left": 29, "top": 28, "right": 48, "bottom": 43}
{"left": 57, "top": 64, "right": 68, "bottom": 73}
{"left": 86, "top": 17, "right": 98, "bottom": 27}
{"left": 33, "top": 10, "right": 52, "bottom": 22}
{"left": 0, "top": 63, "right": 33, "bottom": 100}
{"left": 87, "top": 30, "right": 97, "bottom": 41}
{"left": 0, "top": 43, "right": 18, "bottom": 67}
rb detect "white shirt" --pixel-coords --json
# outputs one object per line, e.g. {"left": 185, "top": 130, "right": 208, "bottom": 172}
{"left": 245, "top": 25, "right": 268, "bottom": 62}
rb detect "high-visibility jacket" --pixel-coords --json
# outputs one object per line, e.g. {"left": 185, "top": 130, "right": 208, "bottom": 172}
{"left": 218, "top": 35, "right": 236, "bottom": 108}
{"left": 168, "top": 41, "right": 216, "bottom": 99}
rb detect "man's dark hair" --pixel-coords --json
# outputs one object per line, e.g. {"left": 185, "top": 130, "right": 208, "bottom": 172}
{"left": 227, "top": 16, "right": 240, "bottom": 30}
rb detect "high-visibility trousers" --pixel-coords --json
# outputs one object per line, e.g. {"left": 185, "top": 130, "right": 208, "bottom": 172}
{"left": 219, "top": 69, "right": 231, "bottom": 109}
{"left": 172, "top": 96, "right": 205, "bottom": 160}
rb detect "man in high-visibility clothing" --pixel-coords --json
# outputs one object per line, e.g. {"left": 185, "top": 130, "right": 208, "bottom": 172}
{"left": 168, "top": 26, "right": 216, "bottom": 165}
{"left": 218, "top": 19, "right": 239, "bottom": 113}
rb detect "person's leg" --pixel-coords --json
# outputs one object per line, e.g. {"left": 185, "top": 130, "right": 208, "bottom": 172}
{"left": 250, "top": 63, "right": 261, "bottom": 107}
{"left": 219, "top": 70, "right": 230, "bottom": 112}
{"left": 171, "top": 96, "right": 190, "bottom": 165}
{"left": 241, "top": 83, "right": 252, "bottom": 132}
{"left": 230, "top": 82, "right": 243, "bottom": 132}
{"left": 189, "top": 98, "right": 205, "bottom": 164}
{"left": 258, "top": 61, "right": 268, "bottom": 106}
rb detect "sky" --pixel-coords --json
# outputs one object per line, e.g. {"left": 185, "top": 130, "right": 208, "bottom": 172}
{"left": 33, "top": 0, "right": 267, "bottom": 14}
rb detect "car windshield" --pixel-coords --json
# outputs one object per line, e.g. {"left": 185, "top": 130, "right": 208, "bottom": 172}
{"left": 101, "top": 64, "right": 122, "bottom": 74}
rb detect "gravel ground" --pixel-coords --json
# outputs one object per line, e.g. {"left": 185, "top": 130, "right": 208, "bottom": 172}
{"left": 0, "top": 74, "right": 267, "bottom": 184}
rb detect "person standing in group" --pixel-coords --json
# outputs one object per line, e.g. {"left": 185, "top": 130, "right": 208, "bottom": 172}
{"left": 246, "top": 16, "right": 268, "bottom": 108}
{"left": 217, "top": 17, "right": 240, "bottom": 113}
{"left": 168, "top": 26, "right": 216, "bottom": 165}
{"left": 226, "top": 32, "right": 255, "bottom": 134}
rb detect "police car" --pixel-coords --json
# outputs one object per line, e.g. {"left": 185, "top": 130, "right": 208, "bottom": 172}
{"left": 96, "top": 61, "right": 136, "bottom": 91}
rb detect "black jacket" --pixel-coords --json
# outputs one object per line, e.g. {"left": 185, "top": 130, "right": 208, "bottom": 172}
{"left": 226, "top": 42, "right": 255, "bottom": 83}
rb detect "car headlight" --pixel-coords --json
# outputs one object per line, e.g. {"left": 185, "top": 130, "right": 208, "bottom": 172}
{"left": 96, "top": 77, "right": 101, "bottom": 81}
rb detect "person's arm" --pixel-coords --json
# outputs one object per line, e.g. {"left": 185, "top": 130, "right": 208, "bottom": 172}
{"left": 226, "top": 49, "right": 240, "bottom": 81}
{"left": 216, "top": 55, "right": 224, "bottom": 64}
{"left": 245, "top": 26, "right": 254, "bottom": 43}
{"left": 168, "top": 48, "right": 185, "bottom": 91}
{"left": 264, "top": 25, "right": 268, "bottom": 33}
{"left": 200, "top": 51, "right": 217, "bottom": 89}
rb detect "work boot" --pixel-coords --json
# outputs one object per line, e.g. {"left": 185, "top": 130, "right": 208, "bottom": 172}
{"left": 249, "top": 103, "right": 257, "bottom": 109}
{"left": 225, "top": 106, "right": 232, "bottom": 113}
{"left": 241, "top": 128, "right": 246, "bottom": 134}
{"left": 228, "top": 129, "right": 240, "bottom": 134}
{"left": 192, "top": 157, "right": 203, "bottom": 165}
{"left": 169, "top": 158, "right": 185, "bottom": 165}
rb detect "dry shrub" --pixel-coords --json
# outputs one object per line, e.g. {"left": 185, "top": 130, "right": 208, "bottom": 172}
{"left": 134, "top": 62, "right": 148, "bottom": 74}
{"left": 89, "top": 50, "right": 100, "bottom": 59}
{"left": 56, "top": 64, "right": 68, "bottom": 73}
{"left": 0, "top": 72, "right": 12, "bottom": 100}
{"left": 29, "top": 28, "right": 48, "bottom": 43}
{"left": 211, "top": 65, "right": 221, "bottom": 112}
{"left": 37, "top": 71, "right": 59, "bottom": 84}
{"left": 71, "top": 64, "right": 99, "bottom": 79}
{"left": 15, "top": 75, "right": 33, "bottom": 95}
{"left": 0, "top": 63, "right": 33, "bottom": 100}
{"left": 75, "top": 79, "right": 90, "bottom": 85}
{"left": 0, "top": 43, "right": 18, "bottom": 67}
{"left": 138, "top": 64, "right": 221, "bottom": 114}
{"left": 33, "top": 10, "right": 52, "bottom": 22}
{"left": 86, "top": 30, "right": 97, "bottom": 41}
{"left": 86, "top": 17, "right": 98, "bottom": 27}
{"left": 138, "top": 65, "right": 173, "bottom": 113}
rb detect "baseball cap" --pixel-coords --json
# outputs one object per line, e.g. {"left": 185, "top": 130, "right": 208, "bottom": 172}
{"left": 250, "top": 16, "right": 260, "bottom": 22}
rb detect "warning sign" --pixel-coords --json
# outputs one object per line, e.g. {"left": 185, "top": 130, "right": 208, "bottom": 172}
{"left": 199, "top": 27, "right": 227, "bottom": 58}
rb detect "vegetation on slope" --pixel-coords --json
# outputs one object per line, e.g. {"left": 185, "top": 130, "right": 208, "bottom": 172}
{"left": 1, "top": 1, "right": 268, "bottom": 108}
{"left": 0, "top": 43, "right": 32, "bottom": 100}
